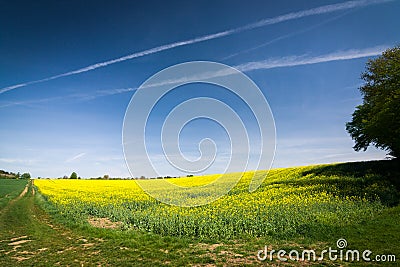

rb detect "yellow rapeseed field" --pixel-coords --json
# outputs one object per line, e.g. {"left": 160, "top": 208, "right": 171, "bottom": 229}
{"left": 35, "top": 166, "right": 385, "bottom": 238}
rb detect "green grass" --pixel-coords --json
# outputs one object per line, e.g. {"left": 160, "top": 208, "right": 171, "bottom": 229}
{"left": 0, "top": 179, "right": 27, "bottom": 209}
{"left": 0, "top": 161, "right": 399, "bottom": 266}
{"left": 0, "top": 182, "right": 219, "bottom": 266}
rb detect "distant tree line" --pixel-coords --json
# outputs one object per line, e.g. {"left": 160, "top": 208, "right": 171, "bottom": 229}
{"left": 1, "top": 169, "right": 190, "bottom": 180}
{"left": 0, "top": 170, "right": 30, "bottom": 179}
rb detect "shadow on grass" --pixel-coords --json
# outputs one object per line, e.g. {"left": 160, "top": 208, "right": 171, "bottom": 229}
{"left": 266, "top": 160, "right": 400, "bottom": 207}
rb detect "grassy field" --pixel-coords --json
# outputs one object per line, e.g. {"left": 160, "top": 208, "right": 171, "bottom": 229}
{"left": 0, "top": 179, "right": 28, "bottom": 209}
{"left": 1, "top": 160, "right": 399, "bottom": 266}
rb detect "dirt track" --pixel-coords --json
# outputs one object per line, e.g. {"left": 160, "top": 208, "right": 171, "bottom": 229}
{"left": 0, "top": 180, "right": 108, "bottom": 266}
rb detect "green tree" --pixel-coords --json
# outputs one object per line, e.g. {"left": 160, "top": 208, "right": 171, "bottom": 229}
{"left": 70, "top": 172, "right": 78, "bottom": 179}
{"left": 346, "top": 46, "right": 400, "bottom": 158}
{"left": 21, "top": 172, "right": 31, "bottom": 179}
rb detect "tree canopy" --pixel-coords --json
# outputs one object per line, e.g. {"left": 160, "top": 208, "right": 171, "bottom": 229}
{"left": 70, "top": 172, "right": 78, "bottom": 179}
{"left": 21, "top": 172, "right": 31, "bottom": 179}
{"left": 346, "top": 46, "right": 400, "bottom": 158}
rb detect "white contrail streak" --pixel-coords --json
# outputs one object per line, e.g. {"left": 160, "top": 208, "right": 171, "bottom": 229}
{"left": 0, "top": 0, "right": 391, "bottom": 94}
{"left": 0, "top": 45, "right": 388, "bottom": 109}
{"left": 235, "top": 46, "right": 387, "bottom": 71}
{"left": 221, "top": 10, "right": 353, "bottom": 60}
{"left": 0, "top": 87, "right": 136, "bottom": 108}
{"left": 65, "top": 152, "right": 86, "bottom": 163}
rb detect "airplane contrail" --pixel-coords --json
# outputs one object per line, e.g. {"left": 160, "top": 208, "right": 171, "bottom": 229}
{"left": 236, "top": 46, "right": 387, "bottom": 72}
{"left": 65, "top": 152, "right": 86, "bottom": 163}
{"left": 0, "top": 0, "right": 391, "bottom": 94}
{"left": 0, "top": 45, "right": 388, "bottom": 108}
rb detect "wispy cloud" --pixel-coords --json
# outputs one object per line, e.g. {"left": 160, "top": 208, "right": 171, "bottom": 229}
{"left": 0, "top": 157, "right": 39, "bottom": 165}
{"left": 65, "top": 152, "right": 86, "bottom": 163}
{"left": 0, "top": 96, "right": 65, "bottom": 108}
{"left": 0, "top": 0, "right": 391, "bottom": 94}
{"left": 77, "top": 87, "right": 136, "bottom": 100}
{"left": 235, "top": 45, "right": 386, "bottom": 72}
{"left": 0, "top": 158, "right": 27, "bottom": 163}
{"left": 272, "top": 136, "right": 387, "bottom": 168}
{"left": 0, "top": 87, "right": 136, "bottom": 108}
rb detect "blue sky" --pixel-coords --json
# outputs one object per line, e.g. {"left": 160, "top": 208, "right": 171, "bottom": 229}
{"left": 1, "top": 0, "right": 399, "bottom": 178}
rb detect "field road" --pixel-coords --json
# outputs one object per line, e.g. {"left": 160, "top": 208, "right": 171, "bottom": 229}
{"left": 0, "top": 180, "right": 109, "bottom": 266}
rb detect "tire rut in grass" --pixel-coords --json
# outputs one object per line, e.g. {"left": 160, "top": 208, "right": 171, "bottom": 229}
{"left": 0, "top": 181, "right": 109, "bottom": 266}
